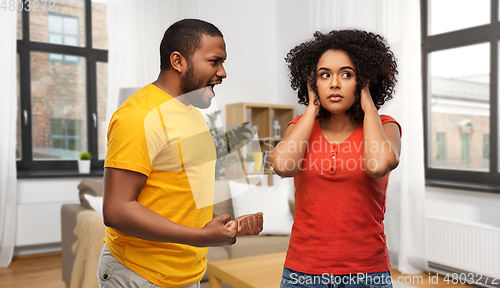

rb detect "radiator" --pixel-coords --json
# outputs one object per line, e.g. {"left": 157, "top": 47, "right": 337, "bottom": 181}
{"left": 426, "top": 216, "right": 500, "bottom": 286}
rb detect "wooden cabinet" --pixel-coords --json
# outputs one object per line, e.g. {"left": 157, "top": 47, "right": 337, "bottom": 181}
{"left": 225, "top": 103, "right": 296, "bottom": 184}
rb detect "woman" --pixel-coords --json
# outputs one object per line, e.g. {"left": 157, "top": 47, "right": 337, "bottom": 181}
{"left": 270, "top": 30, "right": 401, "bottom": 288}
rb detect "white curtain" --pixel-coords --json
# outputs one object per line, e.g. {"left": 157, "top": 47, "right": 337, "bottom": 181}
{"left": 106, "top": 0, "right": 197, "bottom": 123}
{"left": 310, "top": 0, "right": 429, "bottom": 273}
{"left": 0, "top": 10, "right": 19, "bottom": 267}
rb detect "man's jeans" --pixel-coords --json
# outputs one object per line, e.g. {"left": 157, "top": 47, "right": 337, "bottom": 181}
{"left": 280, "top": 267, "right": 393, "bottom": 288}
{"left": 97, "top": 244, "right": 200, "bottom": 288}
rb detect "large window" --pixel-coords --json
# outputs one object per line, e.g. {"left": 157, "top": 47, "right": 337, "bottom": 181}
{"left": 460, "top": 133, "right": 470, "bottom": 163}
{"left": 436, "top": 132, "right": 446, "bottom": 163}
{"left": 48, "top": 14, "right": 79, "bottom": 62}
{"left": 17, "top": 0, "right": 108, "bottom": 176}
{"left": 422, "top": 0, "right": 500, "bottom": 191}
{"left": 50, "top": 119, "right": 82, "bottom": 154}
{"left": 484, "top": 134, "right": 490, "bottom": 161}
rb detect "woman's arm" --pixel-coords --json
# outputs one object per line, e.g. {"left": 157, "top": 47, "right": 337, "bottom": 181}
{"left": 360, "top": 86, "right": 401, "bottom": 179}
{"left": 269, "top": 87, "right": 319, "bottom": 177}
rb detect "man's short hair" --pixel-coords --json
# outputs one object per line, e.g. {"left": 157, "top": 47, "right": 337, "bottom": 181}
{"left": 160, "top": 19, "right": 223, "bottom": 71}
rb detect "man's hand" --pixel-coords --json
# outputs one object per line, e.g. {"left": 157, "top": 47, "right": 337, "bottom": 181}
{"left": 233, "top": 212, "right": 264, "bottom": 236}
{"left": 200, "top": 214, "right": 238, "bottom": 246}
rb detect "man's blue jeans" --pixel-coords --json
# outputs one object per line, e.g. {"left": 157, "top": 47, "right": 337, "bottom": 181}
{"left": 280, "top": 267, "right": 393, "bottom": 288}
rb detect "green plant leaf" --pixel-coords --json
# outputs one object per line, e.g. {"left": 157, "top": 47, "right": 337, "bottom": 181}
{"left": 206, "top": 111, "right": 253, "bottom": 180}
{"left": 79, "top": 151, "right": 92, "bottom": 160}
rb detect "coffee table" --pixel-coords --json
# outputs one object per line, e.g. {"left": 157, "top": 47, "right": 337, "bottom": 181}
{"left": 208, "top": 252, "right": 286, "bottom": 288}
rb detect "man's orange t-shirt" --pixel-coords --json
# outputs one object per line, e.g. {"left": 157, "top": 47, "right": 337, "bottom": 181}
{"left": 104, "top": 84, "right": 216, "bottom": 287}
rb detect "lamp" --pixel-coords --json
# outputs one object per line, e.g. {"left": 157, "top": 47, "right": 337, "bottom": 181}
{"left": 118, "top": 87, "right": 141, "bottom": 107}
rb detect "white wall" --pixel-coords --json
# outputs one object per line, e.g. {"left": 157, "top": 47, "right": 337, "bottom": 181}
{"left": 195, "top": 0, "right": 311, "bottom": 120}
{"left": 196, "top": 0, "right": 280, "bottom": 123}
{"left": 426, "top": 187, "right": 500, "bottom": 228}
{"left": 274, "top": 0, "right": 311, "bottom": 116}
{"left": 15, "top": 178, "right": 100, "bottom": 254}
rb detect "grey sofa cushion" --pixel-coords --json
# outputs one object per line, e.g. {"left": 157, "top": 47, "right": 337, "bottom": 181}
{"left": 78, "top": 180, "right": 104, "bottom": 209}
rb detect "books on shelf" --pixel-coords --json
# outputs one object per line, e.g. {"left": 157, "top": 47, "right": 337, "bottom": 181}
{"left": 252, "top": 151, "right": 271, "bottom": 172}
{"left": 261, "top": 151, "right": 269, "bottom": 171}
{"left": 252, "top": 152, "right": 263, "bottom": 171}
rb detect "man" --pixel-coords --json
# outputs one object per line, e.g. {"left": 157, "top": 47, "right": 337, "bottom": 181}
{"left": 98, "top": 19, "right": 263, "bottom": 288}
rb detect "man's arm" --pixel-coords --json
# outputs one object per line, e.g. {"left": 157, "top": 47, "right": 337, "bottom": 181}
{"left": 102, "top": 167, "right": 237, "bottom": 247}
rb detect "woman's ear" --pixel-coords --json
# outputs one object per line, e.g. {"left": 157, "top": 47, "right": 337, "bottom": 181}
{"left": 170, "top": 52, "right": 185, "bottom": 74}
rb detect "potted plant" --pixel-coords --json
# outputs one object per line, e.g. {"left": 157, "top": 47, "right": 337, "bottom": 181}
{"left": 78, "top": 151, "right": 92, "bottom": 174}
{"left": 206, "top": 110, "right": 251, "bottom": 180}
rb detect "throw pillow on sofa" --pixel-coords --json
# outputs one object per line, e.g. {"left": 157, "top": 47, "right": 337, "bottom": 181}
{"left": 229, "top": 179, "right": 293, "bottom": 235}
{"left": 83, "top": 194, "right": 103, "bottom": 215}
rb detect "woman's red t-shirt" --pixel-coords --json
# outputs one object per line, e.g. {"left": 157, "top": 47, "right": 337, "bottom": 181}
{"left": 284, "top": 114, "right": 402, "bottom": 275}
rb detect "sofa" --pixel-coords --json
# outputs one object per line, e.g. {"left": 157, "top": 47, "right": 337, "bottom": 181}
{"left": 61, "top": 179, "right": 293, "bottom": 288}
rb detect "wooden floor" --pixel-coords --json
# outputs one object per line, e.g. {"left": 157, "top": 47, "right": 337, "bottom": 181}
{"left": 0, "top": 252, "right": 66, "bottom": 288}
{"left": 0, "top": 252, "right": 477, "bottom": 288}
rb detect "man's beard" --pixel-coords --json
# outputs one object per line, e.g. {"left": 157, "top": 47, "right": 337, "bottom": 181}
{"left": 179, "top": 63, "right": 212, "bottom": 109}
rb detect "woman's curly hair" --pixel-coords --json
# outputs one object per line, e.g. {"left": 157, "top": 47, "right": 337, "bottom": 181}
{"left": 285, "top": 29, "right": 398, "bottom": 122}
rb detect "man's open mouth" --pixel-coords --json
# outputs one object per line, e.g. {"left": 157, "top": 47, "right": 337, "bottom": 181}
{"left": 207, "top": 85, "right": 215, "bottom": 97}
{"left": 207, "top": 81, "right": 222, "bottom": 97}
